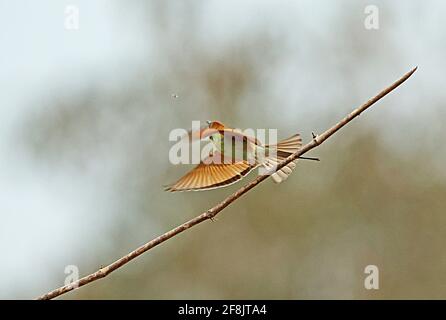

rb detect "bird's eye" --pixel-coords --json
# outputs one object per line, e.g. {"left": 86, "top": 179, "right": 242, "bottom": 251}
{"left": 209, "top": 136, "right": 213, "bottom": 141}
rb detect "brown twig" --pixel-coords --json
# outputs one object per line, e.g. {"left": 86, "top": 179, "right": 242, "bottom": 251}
{"left": 36, "top": 67, "right": 417, "bottom": 300}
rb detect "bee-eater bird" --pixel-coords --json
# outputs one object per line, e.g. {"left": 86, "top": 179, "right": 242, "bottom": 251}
{"left": 165, "top": 121, "right": 318, "bottom": 192}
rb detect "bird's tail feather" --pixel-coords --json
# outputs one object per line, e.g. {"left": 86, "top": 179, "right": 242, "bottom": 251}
{"left": 263, "top": 134, "right": 302, "bottom": 183}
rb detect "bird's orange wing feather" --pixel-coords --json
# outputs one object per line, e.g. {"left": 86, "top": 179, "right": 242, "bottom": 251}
{"left": 165, "top": 152, "right": 257, "bottom": 192}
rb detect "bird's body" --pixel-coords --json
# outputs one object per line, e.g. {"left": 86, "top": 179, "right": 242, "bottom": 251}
{"left": 208, "top": 128, "right": 258, "bottom": 164}
{"left": 166, "top": 121, "right": 314, "bottom": 192}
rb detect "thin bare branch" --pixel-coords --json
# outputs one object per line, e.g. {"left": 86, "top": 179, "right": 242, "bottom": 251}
{"left": 36, "top": 67, "right": 417, "bottom": 300}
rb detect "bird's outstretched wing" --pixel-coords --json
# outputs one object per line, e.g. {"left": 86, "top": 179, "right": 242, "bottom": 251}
{"left": 165, "top": 152, "right": 257, "bottom": 192}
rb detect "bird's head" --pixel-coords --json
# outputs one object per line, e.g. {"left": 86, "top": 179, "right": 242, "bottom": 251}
{"left": 206, "top": 120, "right": 225, "bottom": 130}
{"left": 201, "top": 120, "right": 225, "bottom": 140}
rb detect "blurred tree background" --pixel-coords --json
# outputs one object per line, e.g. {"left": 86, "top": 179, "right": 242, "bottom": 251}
{"left": 2, "top": 0, "right": 446, "bottom": 299}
